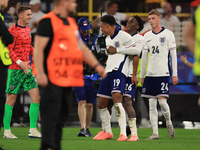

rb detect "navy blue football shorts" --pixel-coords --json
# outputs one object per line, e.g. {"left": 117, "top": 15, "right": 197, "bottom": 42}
{"left": 97, "top": 70, "right": 126, "bottom": 99}
{"left": 141, "top": 76, "right": 169, "bottom": 99}
{"left": 123, "top": 77, "right": 136, "bottom": 101}
{"left": 73, "top": 79, "right": 97, "bottom": 104}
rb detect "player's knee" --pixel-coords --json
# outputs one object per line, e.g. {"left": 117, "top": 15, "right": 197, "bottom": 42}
{"left": 78, "top": 100, "right": 86, "bottom": 107}
{"left": 32, "top": 95, "right": 40, "bottom": 103}
{"left": 98, "top": 102, "right": 107, "bottom": 109}
{"left": 87, "top": 103, "right": 93, "bottom": 108}
{"left": 112, "top": 93, "right": 123, "bottom": 103}
{"left": 123, "top": 97, "right": 132, "bottom": 107}
{"left": 6, "top": 94, "right": 17, "bottom": 106}
{"left": 97, "top": 97, "right": 108, "bottom": 109}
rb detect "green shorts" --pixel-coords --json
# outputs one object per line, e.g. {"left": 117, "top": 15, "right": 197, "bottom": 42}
{"left": 6, "top": 69, "right": 38, "bottom": 94}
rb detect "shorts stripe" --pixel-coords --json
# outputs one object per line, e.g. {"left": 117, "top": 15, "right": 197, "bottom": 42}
{"left": 156, "top": 94, "right": 169, "bottom": 98}
{"left": 141, "top": 94, "right": 156, "bottom": 99}
{"left": 141, "top": 94, "right": 169, "bottom": 98}
{"left": 111, "top": 90, "right": 121, "bottom": 94}
{"left": 97, "top": 94, "right": 111, "bottom": 99}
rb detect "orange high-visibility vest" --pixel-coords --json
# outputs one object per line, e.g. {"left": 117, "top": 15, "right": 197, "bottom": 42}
{"left": 41, "top": 11, "right": 84, "bottom": 87}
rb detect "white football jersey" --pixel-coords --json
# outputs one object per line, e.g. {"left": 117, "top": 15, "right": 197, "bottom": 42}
{"left": 105, "top": 30, "right": 134, "bottom": 76}
{"left": 127, "top": 34, "right": 144, "bottom": 77}
{"left": 142, "top": 28, "right": 176, "bottom": 77}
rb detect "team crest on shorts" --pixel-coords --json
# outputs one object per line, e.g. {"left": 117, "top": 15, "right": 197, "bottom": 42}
{"left": 10, "top": 85, "right": 14, "bottom": 90}
{"left": 142, "top": 88, "right": 146, "bottom": 93}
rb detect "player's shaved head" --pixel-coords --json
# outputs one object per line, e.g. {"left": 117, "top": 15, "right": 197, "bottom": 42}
{"left": 18, "top": 5, "right": 31, "bottom": 15}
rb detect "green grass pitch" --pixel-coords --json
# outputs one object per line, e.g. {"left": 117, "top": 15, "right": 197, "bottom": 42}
{"left": 0, "top": 127, "right": 200, "bottom": 150}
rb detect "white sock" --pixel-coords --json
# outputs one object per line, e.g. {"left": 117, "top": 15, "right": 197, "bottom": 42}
{"left": 114, "top": 103, "right": 126, "bottom": 136}
{"left": 4, "top": 129, "right": 11, "bottom": 134}
{"left": 99, "top": 108, "right": 106, "bottom": 132}
{"left": 149, "top": 99, "right": 158, "bottom": 135}
{"left": 158, "top": 99, "right": 172, "bottom": 126}
{"left": 101, "top": 121, "right": 105, "bottom": 132}
{"left": 128, "top": 118, "right": 137, "bottom": 136}
{"left": 99, "top": 108, "right": 112, "bottom": 134}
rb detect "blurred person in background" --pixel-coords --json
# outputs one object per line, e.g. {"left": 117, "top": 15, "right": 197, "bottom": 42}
{"left": 146, "top": 0, "right": 161, "bottom": 12}
{"left": 184, "top": 5, "right": 200, "bottom": 106}
{"left": 92, "top": 1, "right": 131, "bottom": 31}
{"left": 29, "top": 0, "right": 45, "bottom": 44}
{"left": 0, "top": 0, "right": 14, "bottom": 137}
{"left": 160, "top": 2, "right": 179, "bottom": 28}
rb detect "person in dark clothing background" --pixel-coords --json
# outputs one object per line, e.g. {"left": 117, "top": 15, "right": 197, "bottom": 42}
{"left": 0, "top": 0, "right": 13, "bottom": 149}
{"left": 0, "top": 0, "right": 14, "bottom": 129}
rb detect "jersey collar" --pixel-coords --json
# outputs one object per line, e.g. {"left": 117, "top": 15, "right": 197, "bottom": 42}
{"left": 110, "top": 25, "right": 120, "bottom": 39}
{"left": 152, "top": 27, "right": 165, "bottom": 35}
{"left": 15, "top": 23, "right": 26, "bottom": 28}
{"left": 131, "top": 33, "right": 138, "bottom": 37}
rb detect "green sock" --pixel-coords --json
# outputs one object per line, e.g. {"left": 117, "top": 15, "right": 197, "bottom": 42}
{"left": 3, "top": 104, "right": 13, "bottom": 130}
{"left": 29, "top": 102, "right": 40, "bottom": 128}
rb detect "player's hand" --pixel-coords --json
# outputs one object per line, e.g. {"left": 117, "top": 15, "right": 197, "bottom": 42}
{"left": 180, "top": 55, "right": 187, "bottom": 63}
{"left": 172, "top": 76, "right": 178, "bottom": 85}
{"left": 95, "top": 64, "right": 107, "bottom": 79}
{"left": 36, "top": 72, "right": 48, "bottom": 87}
{"left": 131, "top": 75, "right": 138, "bottom": 88}
{"left": 140, "top": 78, "right": 145, "bottom": 86}
{"left": 107, "top": 46, "right": 117, "bottom": 54}
{"left": 19, "top": 61, "right": 32, "bottom": 74}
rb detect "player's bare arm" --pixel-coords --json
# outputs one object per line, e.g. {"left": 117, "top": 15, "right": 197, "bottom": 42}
{"left": 34, "top": 35, "right": 50, "bottom": 87}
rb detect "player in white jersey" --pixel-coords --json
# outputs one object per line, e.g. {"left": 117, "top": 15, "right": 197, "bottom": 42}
{"left": 101, "top": 15, "right": 145, "bottom": 141}
{"left": 95, "top": 15, "right": 141, "bottom": 141}
{"left": 109, "top": 15, "right": 145, "bottom": 141}
{"left": 140, "top": 9, "right": 178, "bottom": 140}
{"left": 123, "top": 16, "right": 144, "bottom": 141}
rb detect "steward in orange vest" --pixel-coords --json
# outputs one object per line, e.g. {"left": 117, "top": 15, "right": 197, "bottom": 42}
{"left": 39, "top": 11, "right": 84, "bottom": 87}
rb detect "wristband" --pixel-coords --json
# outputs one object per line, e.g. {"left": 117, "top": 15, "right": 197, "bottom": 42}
{"left": 93, "top": 63, "right": 101, "bottom": 69}
{"left": 16, "top": 59, "right": 22, "bottom": 65}
{"left": 184, "top": 60, "right": 188, "bottom": 64}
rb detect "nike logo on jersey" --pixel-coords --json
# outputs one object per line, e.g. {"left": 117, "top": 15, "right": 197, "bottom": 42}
{"left": 147, "top": 40, "right": 152, "bottom": 42}
{"left": 21, "top": 35, "right": 25, "bottom": 37}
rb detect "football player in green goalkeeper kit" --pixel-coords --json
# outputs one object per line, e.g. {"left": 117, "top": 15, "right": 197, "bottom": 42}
{"left": 3, "top": 5, "right": 41, "bottom": 139}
